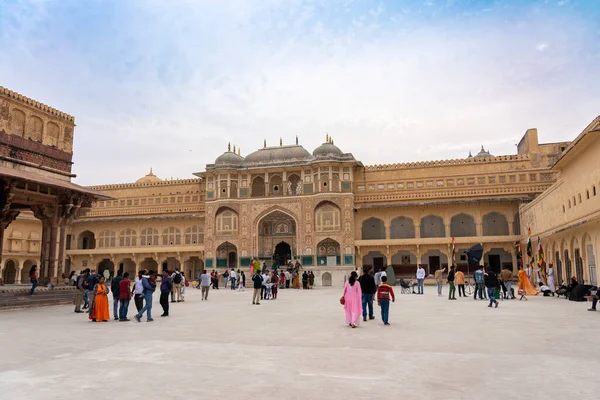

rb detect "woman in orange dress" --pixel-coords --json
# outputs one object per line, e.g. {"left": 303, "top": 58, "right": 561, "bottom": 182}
{"left": 89, "top": 276, "right": 110, "bottom": 322}
{"left": 518, "top": 266, "right": 538, "bottom": 296}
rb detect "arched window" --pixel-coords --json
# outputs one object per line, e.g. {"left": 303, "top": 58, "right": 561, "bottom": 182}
{"left": 216, "top": 210, "right": 238, "bottom": 233}
{"left": 251, "top": 176, "right": 265, "bottom": 197}
{"left": 185, "top": 226, "right": 204, "bottom": 245}
{"left": 270, "top": 175, "right": 283, "bottom": 196}
{"left": 45, "top": 122, "right": 60, "bottom": 147}
{"left": 315, "top": 203, "right": 341, "bottom": 232}
{"left": 28, "top": 115, "right": 43, "bottom": 141}
{"left": 450, "top": 213, "right": 476, "bottom": 237}
{"left": 482, "top": 212, "right": 509, "bottom": 236}
{"left": 420, "top": 215, "right": 445, "bottom": 238}
{"left": 10, "top": 109, "right": 25, "bottom": 136}
{"left": 162, "top": 227, "right": 181, "bottom": 245}
{"left": 140, "top": 228, "right": 159, "bottom": 246}
{"left": 287, "top": 174, "right": 302, "bottom": 195}
{"left": 390, "top": 216, "right": 415, "bottom": 239}
{"left": 362, "top": 217, "right": 385, "bottom": 240}
{"left": 119, "top": 229, "right": 137, "bottom": 247}
{"left": 98, "top": 230, "right": 116, "bottom": 248}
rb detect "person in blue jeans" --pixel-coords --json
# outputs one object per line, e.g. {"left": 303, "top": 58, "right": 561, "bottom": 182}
{"left": 416, "top": 265, "right": 426, "bottom": 295}
{"left": 134, "top": 271, "right": 156, "bottom": 322}
{"left": 358, "top": 267, "right": 377, "bottom": 322}
{"left": 484, "top": 268, "right": 499, "bottom": 308}
{"left": 29, "top": 265, "right": 38, "bottom": 296}
{"left": 377, "top": 276, "right": 396, "bottom": 325}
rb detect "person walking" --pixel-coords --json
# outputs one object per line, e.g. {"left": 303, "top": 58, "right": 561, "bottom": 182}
{"left": 180, "top": 272, "right": 186, "bottom": 302}
{"left": 133, "top": 270, "right": 145, "bottom": 312}
{"left": 377, "top": 275, "right": 395, "bottom": 325}
{"left": 485, "top": 268, "right": 499, "bottom": 308}
{"left": 89, "top": 276, "right": 110, "bottom": 322}
{"left": 238, "top": 271, "right": 246, "bottom": 291}
{"left": 500, "top": 266, "right": 515, "bottom": 299}
{"left": 110, "top": 270, "right": 123, "bottom": 320}
{"left": 473, "top": 266, "right": 485, "bottom": 300}
{"left": 434, "top": 267, "right": 445, "bottom": 297}
{"left": 29, "top": 265, "right": 39, "bottom": 296}
{"left": 261, "top": 270, "right": 269, "bottom": 300}
{"left": 359, "top": 267, "right": 376, "bottom": 322}
{"left": 302, "top": 271, "right": 309, "bottom": 290}
{"left": 200, "top": 270, "right": 211, "bottom": 300}
{"left": 86, "top": 270, "right": 100, "bottom": 315}
{"left": 455, "top": 268, "right": 466, "bottom": 297}
{"left": 342, "top": 271, "right": 362, "bottom": 328}
{"left": 284, "top": 270, "right": 291, "bottom": 289}
{"left": 230, "top": 268, "right": 237, "bottom": 290}
{"left": 134, "top": 271, "right": 156, "bottom": 322}
{"left": 416, "top": 265, "right": 426, "bottom": 295}
{"left": 172, "top": 269, "right": 183, "bottom": 302}
{"left": 546, "top": 264, "right": 556, "bottom": 296}
{"left": 308, "top": 271, "right": 315, "bottom": 289}
{"left": 160, "top": 271, "right": 173, "bottom": 317}
{"left": 223, "top": 270, "right": 229, "bottom": 289}
{"left": 74, "top": 269, "right": 87, "bottom": 313}
{"left": 447, "top": 265, "right": 457, "bottom": 300}
{"left": 196, "top": 270, "right": 202, "bottom": 289}
{"left": 118, "top": 272, "right": 131, "bottom": 321}
{"left": 271, "top": 271, "right": 279, "bottom": 299}
{"left": 252, "top": 270, "right": 263, "bottom": 305}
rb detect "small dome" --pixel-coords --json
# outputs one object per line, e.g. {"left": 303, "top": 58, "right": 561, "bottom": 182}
{"left": 474, "top": 145, "right": 492, "bottom": 158}
{"left": 136, "top": 168, "right": 162, "bottom": 184}
{"left": 244, "top": 145, "right": 311, "bottom": 165}
{"left": 313, "top": 142, "right": 344, "bottom": 157}
{"left": 215, "top": 151, "right": 244, "bottom": 167}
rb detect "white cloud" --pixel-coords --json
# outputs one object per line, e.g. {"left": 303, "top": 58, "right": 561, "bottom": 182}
{"left": 0, "top": 1, "right": 598, "bottom": 185}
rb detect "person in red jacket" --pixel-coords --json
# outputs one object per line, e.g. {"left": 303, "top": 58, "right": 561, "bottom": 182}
{"left": 377, "top": 276, "right": 395, "bottom": 326}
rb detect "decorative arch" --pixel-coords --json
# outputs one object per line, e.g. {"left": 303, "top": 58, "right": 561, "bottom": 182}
{"left": 78, "top": 230, "right": 96, "bottom": 249}
{"left": 482, "top": 212, "right": 509, "bottom": 236}
{"left": 269, "top": 174, "right": 283, "bottom": 196}
{"left": 450, "top": 213, "right": 476, "bottom": 237}
{"left": 582, "top": 233, "right": 596, "bottom": 285}
{"left": 253, "top": 206, "right": 299, "bottom": 229}
{"left": 390, "top": 216, "right": 415, "bottom": 239}
{"left": 216, "top": 241, "right": 238, "bottom": 268}
{"left": 321, "top": 272, "right": 332, "bottom": 286}
{"left": 287, "top": 173, "right": 302, "bottom": 195}
{"left": 119, "top": 228, "right": 137, "bottom": 247}
{"left": 45, "top": 122, "right": 60, "bottom": 147}
{"left": 162, "top": 227, "right": 182, "bottom": 245}
{"left": 216, "top": 207, "right": 239, "bottom": 234}
{"left": 361, "top": 217, "right": 385, "bottom": 240}
{"left": 315, "top": 201, "right": 341, "bottom": 232}
{"left": 97, "top": 230, "right": 116, "bottom": 248}
{"left": 420, "top": 215, "right": 445, "bottom": 238}
{"left": 317, "top": 238, "right": 341, "bottom": 266}
{"left": 140, "top": 228, "right": 159, "bottom": 246}
{"left": 256, "top": 208, "right": 298, "bottom": 259}
{"left": 2, "top": 259, "right": 18, "bottom": 284}
{"left": 10, "top": 109, "right": 25, "bottom": 136}
{"left": 28, "top": 115, "right": 43, "bottom": 141}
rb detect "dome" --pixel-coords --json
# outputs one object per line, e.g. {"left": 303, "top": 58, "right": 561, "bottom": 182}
{"left": 135, "top": 168, "right": 162, "bottom": 184}
{"left": 313, "top": 142, "right": 344, "bottom": 157}
{"left": 474, "top": 145, "right": 492, "bottom": 158}
{"left": 244, "top": 145, "right": 311, "bottom": 165}
{"left": 215, "top": 151, "right": 244, "bottom": 167}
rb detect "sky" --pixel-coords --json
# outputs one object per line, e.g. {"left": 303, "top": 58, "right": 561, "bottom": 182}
{"left": 0, "top": 0, "right": 599, "bottom": 186}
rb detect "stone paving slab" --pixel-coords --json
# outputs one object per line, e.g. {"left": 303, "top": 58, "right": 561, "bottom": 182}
{"left": 0, "top": 287, "right": 599, "bottom": 400}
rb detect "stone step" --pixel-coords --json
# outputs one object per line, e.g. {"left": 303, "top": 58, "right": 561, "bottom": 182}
{"left": 0, "top": 288, "right": 78, "bottom": 310}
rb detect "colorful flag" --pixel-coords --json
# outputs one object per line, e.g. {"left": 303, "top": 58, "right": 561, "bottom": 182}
{"left": 526, "top": 227, "right": 534, "bottom": 266}
{"left": 538, "top": 236, "right": 545, "bottom": 273}
{"left": 515, "top": 240, "right": 523, "bottom": 268}
{"left": 451, "top": 235, "right": 456, "bottom": 264}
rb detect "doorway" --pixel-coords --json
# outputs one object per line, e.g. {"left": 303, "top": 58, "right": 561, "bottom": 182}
{"left": 374, "top": 257, "right": 384, "bottom": 271}
{"left": 488, "top": 254, "right": 501, "bottom": 274}
{"left": 228, "top": 251, "right": 237, "bottom": 269}
{"left": 429, "top": 256, "right": 440, "bottom": 274}
{"left": 274, "top": 241, "right": 291, "bottom": 267}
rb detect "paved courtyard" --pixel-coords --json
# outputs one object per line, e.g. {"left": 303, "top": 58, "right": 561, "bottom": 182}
{"left": 0, "top": 286, "right": 598, "bottom": 400}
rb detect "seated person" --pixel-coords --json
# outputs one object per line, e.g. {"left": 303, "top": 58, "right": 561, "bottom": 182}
{"left": 539, "top": 284, "right": 552, "bottom": 296}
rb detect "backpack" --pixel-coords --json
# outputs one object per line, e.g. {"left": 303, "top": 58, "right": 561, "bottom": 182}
{"left": 173, "top": 273, "right": 182, "bottom": 284}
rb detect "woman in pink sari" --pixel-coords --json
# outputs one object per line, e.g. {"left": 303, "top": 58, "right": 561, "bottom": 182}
{"left": 343, "top": 271, "right": 362, "bottom": 328}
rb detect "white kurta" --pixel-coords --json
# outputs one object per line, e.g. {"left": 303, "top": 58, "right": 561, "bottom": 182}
{"left": 547, "top": 268, "right": 556, "bottom": 292}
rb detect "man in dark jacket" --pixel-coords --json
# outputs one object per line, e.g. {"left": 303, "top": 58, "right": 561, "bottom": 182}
{"left": 86, "top": 270, "right": 100, "bottom": 314}
{"left": 74, "top": 270, "right": 88, "bottom": 313}
{"left": 252, "top": 271, "right": 263, "bottom": 305}
{"left": 160, "top": 271, "right": 173, "bottom": 317}
{"left": 111, "top": 271, "right": 123, "bottom": 320}
{"left": 484, "top": 268, "right": 499, "bottom": 308}
{"left": 359, "top": 267, "right": 377, "bottom": 322}
{"left": 447, "top": 266, "right": 456, "bottom": 300}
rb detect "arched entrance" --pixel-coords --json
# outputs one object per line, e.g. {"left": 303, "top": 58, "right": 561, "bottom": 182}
{"left": 317, "top": 238, "right": 341, "bottom": 266}
{"left": 22, "top": 260, "right": 36, "bottom": 284}
{"left": 97, "top": 259, "right": 114, "bottom": 279}
{"left": 322, "top": 272, "right": 332, "bottom": 286}
{"left": 3, "top": 260, "right": 17, "bottom": 284}
{"left": 184, "top": 256, "right": 204, "bottom": 279}
{"left": 140, "top": 258, "right": 158, "bottom": 274}
{"left": 274, "top": 241, "right": 291, "bottom": 267}
{"left": 118, "top": 258, "right": 137, "bottom": 277}
{"left": 257, "top": 210, "right": 297, "bottom": 260}
{"left": 217, "top": 242, "right": 237, "bottom": 268}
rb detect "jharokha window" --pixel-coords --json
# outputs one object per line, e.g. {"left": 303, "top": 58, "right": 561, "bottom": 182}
{"left": 141, "top": 228, "right": 159, "bottom": 246}
{"left": 98, "top": 230, "right": 116, "bottom": 248}
{"left": 216, "top": 210, "right": 238, "bottom": 233}
{"left": 185, "top": 226, "right": 204, "bottom": 245}
{"left": 315, "top": 203, "right": 341, "bottom": 232}
{"left": 119, "top": 229, "right": 137, "bottom": 247}
{"left": 162, "top": 227, "right": 182, "bottom": 245}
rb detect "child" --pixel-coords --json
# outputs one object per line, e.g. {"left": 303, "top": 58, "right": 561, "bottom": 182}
{"left": 265, "top": 281, "right": 272, "bottom": 300}
{"left": 377, "top": 276, "right": 395, "bottom": 326}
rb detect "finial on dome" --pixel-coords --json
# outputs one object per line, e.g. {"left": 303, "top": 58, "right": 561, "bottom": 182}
{"left": 238, "top": 148, "right": 241, "bottom": 156}
{"left": 264, "top": 139, "right": 266, "bottom": 148}
{"left": 149, "top": 167, "right": 153, "bottom": 175}
{"left": 228, "top": 142, "right": 231, "bottom": 152}
{"left": 481, "top": 145, "right": 485, "bottom": 151}
{"left": 326, "top": 133, "right": 329, "bottom": 143}
{"left": 233, "top": 144, "right": 236, "bottom": 153}
{"left": 280, "top": 137, "right": 283, "bottom": 146}
{"left": 468, "top": 151, "right": 473, "bottom": 158}
{"left": 296, "top": 135, "right": 298, "bottom": 145}
{"left": 331, "top": 139, "right": 334, "bottom": 145}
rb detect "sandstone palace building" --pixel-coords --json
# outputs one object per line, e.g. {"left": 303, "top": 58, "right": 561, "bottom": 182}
{"left": 1, "top": 86, "right": 599, "bottom": 287}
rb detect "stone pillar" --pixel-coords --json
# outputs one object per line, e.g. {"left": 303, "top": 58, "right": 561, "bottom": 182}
{"left": 57, "top": 225, "right": 67, "bottom": 282}
{"left": 476, "top": 223, "right": 483, "bottom": 237}
{"left": 416, "top": 245, "right": 421, "bottom": 268}
{"left": 282, "top": 171, "right": 287, "bottom": 196}
{"left": 508, "top": 219, "right": 514, "bottom": 235}
{"left": 15, "top": 266, "right": 22, "bottom": 284}
{"left": 445, "top": 224, "right": 451, "bottom": 238}
{"left": 511, "top": 248, "right": 518, "bottom": 275}
{"left": 414, "top": 225, "right": 421, "bottom": 239}
{"left": 48, "top": 223, "right": 59, "bottom": 282}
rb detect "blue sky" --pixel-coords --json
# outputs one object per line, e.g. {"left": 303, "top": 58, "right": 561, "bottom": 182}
{"left": 1, "top": 0, "right": 599, "bottom": 185}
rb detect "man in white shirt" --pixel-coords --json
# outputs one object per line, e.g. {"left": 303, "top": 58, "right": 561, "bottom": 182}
{"left": 261, "top": 271, "right": 270, "bottom": 300}
{"left": 229, "top": 268, "right": 237, "bottom": 290}
{"left": 199, "top": 270, "right": 211, "bottom": 300}
{"left": 416, "top": 266, "right": 426, "bottom": 295}
{"left": 171, "top": 269, "right": 183, "bottom": 302}
{"left": 133, "top": 270, "right": 146, "bottom": 312}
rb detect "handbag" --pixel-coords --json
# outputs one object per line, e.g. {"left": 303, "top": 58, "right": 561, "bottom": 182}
{"left": 339, "top": 296, "right": 345, "bottom": 305}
